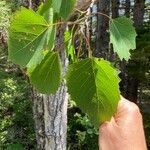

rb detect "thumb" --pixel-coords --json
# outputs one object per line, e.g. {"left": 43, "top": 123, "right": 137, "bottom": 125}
{"left": 114, "top": 96, "right": 141, "bottom": 127}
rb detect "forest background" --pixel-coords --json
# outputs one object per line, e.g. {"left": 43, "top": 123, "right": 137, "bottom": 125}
{"left": 0, "top": 0, "right": 150, "bottom": 149}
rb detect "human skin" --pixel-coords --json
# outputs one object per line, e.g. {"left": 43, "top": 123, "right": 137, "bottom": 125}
{"left": 99, "top": 97, "right": 147, "bottom": 150}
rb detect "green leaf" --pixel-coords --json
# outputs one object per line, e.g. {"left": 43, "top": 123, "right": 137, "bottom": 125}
{"left": 66, "top": 58, "right": 120, "bottom": 128}
{"left": 109, "top": 17, "right": 137, "bottom": 60}
{"left": 8, "top": 7, "right": 55, "bottom": 68}
{"left": 37, "top": 0, "right": 52, "bottom": 16}
{"left": 60, "top": 0, "right": 76, "bottom": 19}
{"left": 52, "top": 0, "right": 62, "bottom": 13}
{"left": 28, "top": 51, "right": 62, "bottom": 94}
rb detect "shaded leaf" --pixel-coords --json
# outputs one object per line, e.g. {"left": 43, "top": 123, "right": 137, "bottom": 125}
{"left": 60, "top": 0, "right": 76, "bottom": 19}
{"left": 37, "top": 0, "right": 52, "bottom": 16}
{"left": 109, "top": 17, "right": 137, "bottom": 60}
{"left": 52, "top": 0, "right": 62, "bottom": 13}
{"left": 66, "top": 58, "right": 120, "bottom": 128}
{"left": 28, "top": 51, "right": 62, "bottom": 94}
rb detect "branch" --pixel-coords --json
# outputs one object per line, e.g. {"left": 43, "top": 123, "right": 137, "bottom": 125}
{"left": 75, "top": 0, "right": 92, "bottom": 11}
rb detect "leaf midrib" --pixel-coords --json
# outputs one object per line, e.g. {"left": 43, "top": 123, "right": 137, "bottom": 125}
{"left": 94, "top": 59, "right": 116, "bottom": 115}
{"left": 111, "top": 19, "right": 135, "bottom": 50}
{"left": 91, "top": 59, "right": 105, "bottom": 111}
{"left": 12, "top": 27, "right": 48, "bottom": 55}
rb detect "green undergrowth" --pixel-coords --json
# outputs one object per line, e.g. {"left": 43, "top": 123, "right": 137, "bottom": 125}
{"left": 67, "top": 101, "right": 99, "bottom": 150}
{"left": 0, "top": 57, "right": 36, "bottom": 149}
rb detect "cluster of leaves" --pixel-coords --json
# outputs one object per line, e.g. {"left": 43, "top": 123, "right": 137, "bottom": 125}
{"left": 8, "top": 0, "right": 137, "bottom": 127}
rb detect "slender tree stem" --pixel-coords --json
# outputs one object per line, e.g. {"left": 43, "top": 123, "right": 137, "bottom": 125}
{"left": 47, "top": 11, "right": 111, "bottom": 28}
{"left": 90, "top": 12, "right": 111, "bottom": 20}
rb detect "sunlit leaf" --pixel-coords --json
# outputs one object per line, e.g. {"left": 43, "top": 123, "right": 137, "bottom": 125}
{"left": 109, "top": 17, "right": 137, "bottom": 60}
{"left": 66, "top": 58, "right": 120, "bottom": 128}
{"left": 8, "top": 7, "right": 55, "bottom": 68}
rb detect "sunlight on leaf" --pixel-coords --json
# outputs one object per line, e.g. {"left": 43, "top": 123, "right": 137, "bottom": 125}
{"left": 66, "top": 58, "right": 120, "bottom": 128}
{"left": 109, "top": 17, "right": 137, "bottom": 60}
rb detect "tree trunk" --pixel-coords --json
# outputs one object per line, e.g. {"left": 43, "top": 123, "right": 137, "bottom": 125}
{"left": 124, "top": 77, "right": 139, "bottom": 103}
{"left": 32, "top": 24, "right": 68, "bottom": 150}
{"left": 111, "top": 0, "right": 119, "bottom": 19}
{"left": 32, "top": 83, "right": 68, "bottom": 150}
{"left": 125, "top": 0, "right": 131, "bottom": 18}
{"left": 30, "top": 1, "right": 91, "bottom": 149}
{"left": 95, "top": 0, "right": 110, "bottom": 59}
{"left": 133, "top": 0, "right": 145, "bottom": 27}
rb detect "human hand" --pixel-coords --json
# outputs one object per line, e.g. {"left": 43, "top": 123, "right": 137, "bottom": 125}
{"left": 99, "top": 97, "right": 147, "bottom": 150}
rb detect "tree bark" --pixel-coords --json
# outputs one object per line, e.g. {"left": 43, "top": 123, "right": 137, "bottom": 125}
{"left": 32, "top": 82, "right": 68, "bottom": 150}
{"left": 133, "top": 0, "right": 145, "bottom": 27}
{"left": 95, "top": 0, "right": 110, "bottom": 59}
